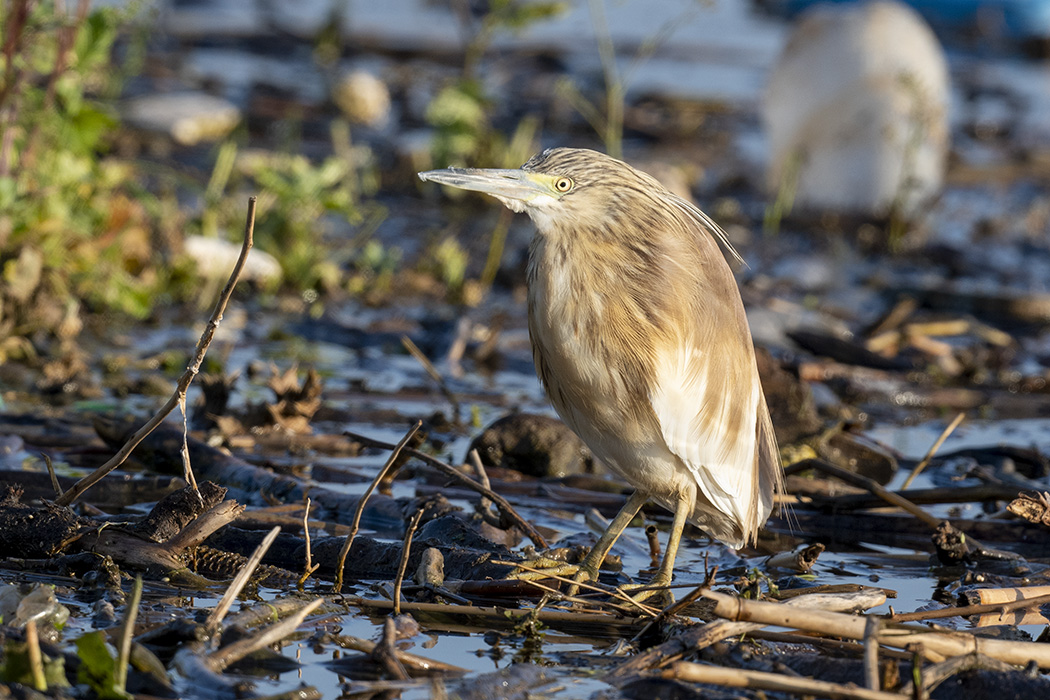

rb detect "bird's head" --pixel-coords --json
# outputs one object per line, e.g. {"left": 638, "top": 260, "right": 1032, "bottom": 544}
{"left": 419, "top": 147, "right": 743, "bottom": 263}
{"left": 419, "top": 148, "right": 640, "bottom": 234}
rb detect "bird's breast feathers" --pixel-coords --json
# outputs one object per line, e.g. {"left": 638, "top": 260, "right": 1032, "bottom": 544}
{"left": 527, "top": 234, "right": 769, "bottom": 540}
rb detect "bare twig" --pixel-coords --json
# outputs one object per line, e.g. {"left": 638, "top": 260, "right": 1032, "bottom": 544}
{"left": 611, "top": 588, "right": 887, "bottom": 679}
{"left": 207, "top": 598, "right": 323, "bottom": 672}
{"left": 890, "top": 592, "right": 1050, "bottom": 622}
{"left": 704, "top": 589, "right": 1050, "bottom": 668}
{"left": 205, "top": 526, "right": 281, "bottom": 635}
{"left": 901, "top": 412, "right": 965, "bottom": 490}
{"left": 467, "top": 448, "right": 495, "bottom": 518}
{"left": 178, "top": 396, "right": 200, "bottom": 496}
{"left": 393, "top": 509, "right": 425, "bottom": 615}
{"left": 298, "top": 498, "right": 320, "bottom": 590}
{"left": 56, "top": 198, "right": 257, "bottom": 507}
{"left": 402, "top": 335, "right": 460, "bottom": 424}
{"left": 790, "top": 459, "right": 948, "bottom": 533}
{"left": 345, "top": 431, "right": 548, "bottom": 548}
{"left": 41, "top": 453, "right": 62, "bottom": 499}
{"left": 665, "top": 662, "right": 904, "bottom": 700}
{"left": 334, "top": 422, "right": 421, "bottom": 593}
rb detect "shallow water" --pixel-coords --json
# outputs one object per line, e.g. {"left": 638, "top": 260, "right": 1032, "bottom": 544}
{"left": 8, "top": 0, "right": 1050, "bottom": 695}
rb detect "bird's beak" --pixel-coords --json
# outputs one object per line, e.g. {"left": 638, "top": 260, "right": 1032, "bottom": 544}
{"left": 418, "top": 167, "right": 548, "bottom": 211}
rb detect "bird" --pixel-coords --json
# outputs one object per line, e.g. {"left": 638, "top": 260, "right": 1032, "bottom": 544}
{"left": 419, "top": 148, "right": 782, "bottom": 598}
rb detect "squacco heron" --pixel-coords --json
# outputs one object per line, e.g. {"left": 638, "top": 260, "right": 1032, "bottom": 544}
{"left": 420, "top": 148, "right": 782, "bottom": 598}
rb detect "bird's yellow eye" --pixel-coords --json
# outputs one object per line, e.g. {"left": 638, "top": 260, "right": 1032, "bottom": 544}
{"left": 554, "top": 177, "right": 574, "bottom": 193}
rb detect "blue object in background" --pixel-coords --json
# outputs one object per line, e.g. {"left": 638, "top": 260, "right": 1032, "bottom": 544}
{"left": 769, "top": 0, "right": 1050, "bottom": 43}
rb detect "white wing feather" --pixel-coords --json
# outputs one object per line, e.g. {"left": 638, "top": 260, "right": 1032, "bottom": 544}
{"left": 650, "top": 344, "right": 760, "bottom": 540}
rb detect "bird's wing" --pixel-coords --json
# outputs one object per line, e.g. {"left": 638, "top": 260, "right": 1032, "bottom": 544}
{"left": 649, "top": 343, "right": 764, "bottom": 542}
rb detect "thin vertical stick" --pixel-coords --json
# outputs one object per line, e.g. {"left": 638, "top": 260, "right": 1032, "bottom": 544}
{"left": 393, "top": 508, "right": 425, "bottom": 616}
{"left": 334, "top": 421, "right": 421, "bottom": 593}
{"left": 863, "top": 617, "right": 881, "bottom": 691}
{"left": 467, "top": 448, "right": 494, "bottom": 517}
{"left": 25, "top": 619, "right": 46, "bottom": 691}
{"left": 298, "top": 498, "right": 320, "bottom": 590}
{"left": 115, "top": 576, "right": 143, "bottom": 696}
{"left": 401, "top": 335, "right": 460, "bottom": 424}
{"left": 42, "top": 453, "right": 63, "bottom": 498}
{"left": 55, "top": 198, "right": 256, "bottom": 507}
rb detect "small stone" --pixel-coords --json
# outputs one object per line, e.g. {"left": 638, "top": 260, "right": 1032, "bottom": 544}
{"left": 414, "top": 547, "right": 445, "bottom": 586}
{"left": 123, "top": 92, "right": 241, "bottom": 146}
{"left": 755, "top": 347, "right": 823, "bottom": 445}
{"left": 469, "top": 413, "right": 596, "bottom": 478}
{"left": 183, "top": 234, "right": 282, "bottom": 284}
{"left": 333, "top": 70, "right": 392, "bottom": 127}
{"left": 389, "top": 613, "right": 421, "bottom": 640}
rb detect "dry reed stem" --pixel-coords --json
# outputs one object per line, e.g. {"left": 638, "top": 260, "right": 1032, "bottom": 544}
{"left": 863, "top": 617, "right": 881, "bottom": 691}
{"left": 56, "top": 197, "right": 257, "bottom": 507}
{"left": 901, "top": 412, "right": 965, "bottom": 490}
{"left": 205, "top": 525, "right": 281, "bottom": 634}
{"left": 666, "top": 661, "right": 904, "bottom": 700}
{"left": 966, "top": 585, "right": 1050, "bottom": 605}
{"left": 334, "top": 421, "right": 421, "bottom": 593}
{"left": 467, "top": 448, "right": 494, "bottom": 517}
{"left": 891, "top": 591, "right": 1050, "bottom": 622}
{"left": 25, "top": 619, "right": 45, "bottom": 691}
{"left": 495, "top": 559, "right": 659, "bottom": 616}
{"left": 114, "top": 575, "right": 142, "bottom": 696}
{"left": 644, "top": 524, "right": 661, "bottom": 566}
{"left": 704, "top": 589, "right": 1050, "bottom": 668}
{"left": 766, "top": 543, "right": 825, "bottom": 573}
{"left": 795, "top": 459, "right": 943, "bottom": 531}
{"left": 42, "top": 453, "right": 61, "bottom": 498}
{"left": 610, "top": 588, "right": 887, "bottom": 678}
{"left": 298, "top": 497, "right": 320, "bottom": 590}
{"left": 207, "top": 598, "right": 323, "bottom": 671}
{"left": 347, "top": 596, "right": 642, "bottom": 631}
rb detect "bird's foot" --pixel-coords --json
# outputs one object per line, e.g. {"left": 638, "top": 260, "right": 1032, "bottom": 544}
{"left": 507, "top": 556, "right": 583, "bottom": 582}
{"left": 504, "top": 555, "right": 604, "bottom": 599}
{"left": 618, "top": 572, "right": 674, "bottom": 606}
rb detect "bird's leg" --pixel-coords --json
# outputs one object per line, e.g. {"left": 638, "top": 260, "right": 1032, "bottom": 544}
{"left": 623, "top": 489, "right": 691, "bottom": 605}
{"left": 564, "top": 491, "right": 648, "bottom": 597}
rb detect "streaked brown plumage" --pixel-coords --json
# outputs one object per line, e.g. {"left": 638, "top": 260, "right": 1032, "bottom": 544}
{"left": 420, "top": 148, "right": 782, "bottom": 597}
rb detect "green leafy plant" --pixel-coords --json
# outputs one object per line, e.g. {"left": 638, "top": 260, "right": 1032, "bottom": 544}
{"left": 76, "top": 631, "right": 130, "bottom": 700}
{"left": 200, "top": 121, "right": 384, "bottom": 298}
{"left": 0, "top": 1, "right": 191, "bottom": 360}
